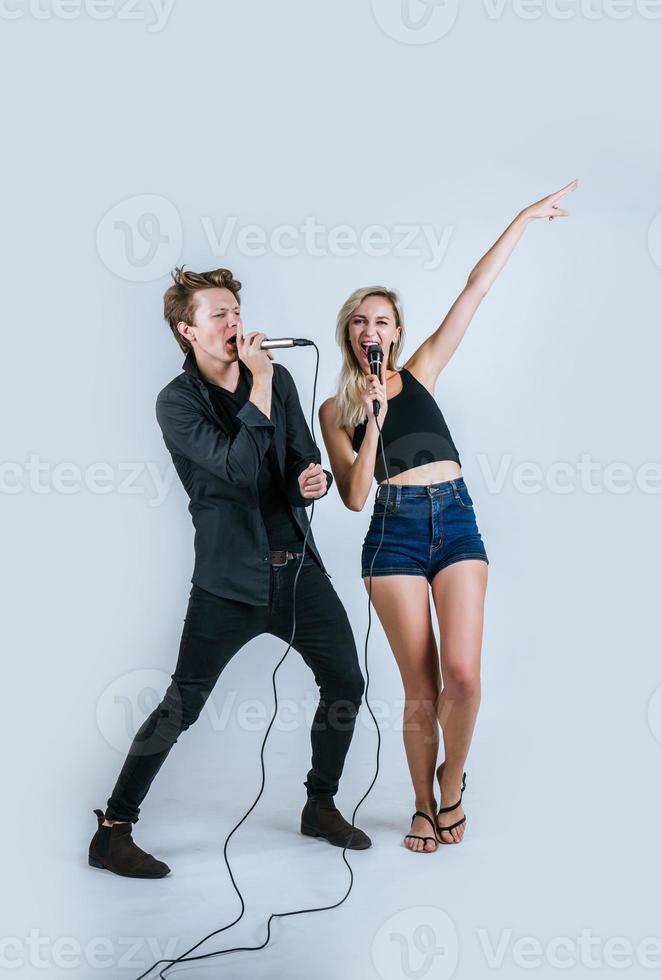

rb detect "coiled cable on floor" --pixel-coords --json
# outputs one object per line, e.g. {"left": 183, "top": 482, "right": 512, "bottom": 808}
{"left": 136, "top": 344, "right": 390, "bottom": 979}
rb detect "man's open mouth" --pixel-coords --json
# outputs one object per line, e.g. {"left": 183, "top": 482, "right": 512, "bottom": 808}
{"left": 226, "top": 335, "right": 237, "bottom": 347}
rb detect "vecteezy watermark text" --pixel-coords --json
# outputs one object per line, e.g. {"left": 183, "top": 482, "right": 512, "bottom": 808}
{"left": 371, "top": 0, "right": 661, "bottom": 46}
{"left": 0, "top": 930, "right": 181, "bottom": 971}
{"left": 0, "top": 0, "right": 175, "bottom": 31}
{"left": 95, "top": 196, "right": 455, "bottom": 281}
{"left": 202, "top": 215, "right": 453, "bottom": 271}
{"left": 478, "top": 927, "right": 661, "bottom": 970}
{"left": 96, "top": 670, "right": 415, "bottom": 752}
{"left": 3, "top": 452, "right": 661, "bottom": 503}
{"left": 477, "top": 452, "right": 661, "bottom": 494}
{"left": 0, "top": 455, "right": 174, "bottom": 507}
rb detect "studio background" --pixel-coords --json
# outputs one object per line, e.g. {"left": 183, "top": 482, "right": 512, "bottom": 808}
{"left": 2, "top": 2, "right": 660, "bottom": 977}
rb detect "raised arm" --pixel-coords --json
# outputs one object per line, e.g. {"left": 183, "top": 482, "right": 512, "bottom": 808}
{"left": 405, "top": 179, "right": 578, "bottom": 391}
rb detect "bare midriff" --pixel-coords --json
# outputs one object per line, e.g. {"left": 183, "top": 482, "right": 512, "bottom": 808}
{"left": 378, "top": 459, "right": 462, "bottom": 486}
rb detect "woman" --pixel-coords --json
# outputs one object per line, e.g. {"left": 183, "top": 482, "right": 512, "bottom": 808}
{"left": 319, "top": 181, "right": 577, "bottom": 852}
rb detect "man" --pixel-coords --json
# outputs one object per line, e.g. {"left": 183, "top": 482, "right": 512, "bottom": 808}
{"left": 88, "top": 267, "right": 370, "bottom": 878}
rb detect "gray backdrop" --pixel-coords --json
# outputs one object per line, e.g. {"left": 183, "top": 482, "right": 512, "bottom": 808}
{"left": 2, "top": 1, "right": 660, "bottom": 977}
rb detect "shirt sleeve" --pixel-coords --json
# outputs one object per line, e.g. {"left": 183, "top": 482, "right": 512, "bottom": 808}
{"left": 279, "top": 365, "right": 334, "bottom": 508}
{"left": 156, "top": 389, "right": 275, "bottom": 486}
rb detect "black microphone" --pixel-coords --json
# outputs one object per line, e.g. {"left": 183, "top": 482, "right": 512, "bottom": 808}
{"left": 366, "top": 344, "right": 384, "bottom": 418}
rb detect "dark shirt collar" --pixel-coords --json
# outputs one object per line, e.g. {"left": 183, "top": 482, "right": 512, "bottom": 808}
{"left": 182, "top": 348, "right": 252, "bottom": 388}
{"left": 182, "top": 348, "right": 200, "bottom": 379}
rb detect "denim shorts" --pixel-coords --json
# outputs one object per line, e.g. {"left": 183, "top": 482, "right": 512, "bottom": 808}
{"left": 361, "top": 477, "right": 489, "bottom": 581}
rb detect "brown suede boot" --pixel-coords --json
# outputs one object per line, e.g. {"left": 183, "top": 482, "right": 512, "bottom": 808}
{"left": 301, "top": 796, "right": 372, "bottom": 850}
{"left": 88, "top": 809, "right": 171, "bottom": 878}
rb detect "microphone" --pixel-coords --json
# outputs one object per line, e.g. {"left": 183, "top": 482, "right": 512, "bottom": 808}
{"left": 260, "top": 338, "right": 314, "bottom": 350}
{"left": 366, "top": 344, "right": 384, "bottom": 418}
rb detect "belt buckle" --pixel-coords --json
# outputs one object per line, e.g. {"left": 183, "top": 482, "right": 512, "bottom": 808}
{"left": 270, "top": 549, "right": 289, "bottom": 567}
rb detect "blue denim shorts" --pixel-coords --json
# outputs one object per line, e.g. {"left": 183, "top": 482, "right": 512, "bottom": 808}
{"left": 361, "top": 477, "right": 489, "bottom": 581}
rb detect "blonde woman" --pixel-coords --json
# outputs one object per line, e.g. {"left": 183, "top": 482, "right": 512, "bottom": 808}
{"left": 319, "top": 181, "right": 577, "bottom": 852}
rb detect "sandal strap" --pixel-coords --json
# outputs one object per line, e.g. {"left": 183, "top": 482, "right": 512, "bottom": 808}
{"left": 437, "top": 772, "right": 467, "bottom": 814}
{"left": 410, "top": 810, "right": 437, "bottom": 833}
{"left": 405, "top": 834, "right": 437, "bottom": 844}
{"left": 436, "top": 815, "right": 466, "bottom": 834}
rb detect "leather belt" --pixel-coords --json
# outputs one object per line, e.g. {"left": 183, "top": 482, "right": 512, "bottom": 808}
{"left": 268, "top": 549, "right": 305, "bottom": 567}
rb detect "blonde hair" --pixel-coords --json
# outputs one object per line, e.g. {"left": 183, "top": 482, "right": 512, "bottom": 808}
{"left": 334, "top": 286, "right": 405, "bottom": 428}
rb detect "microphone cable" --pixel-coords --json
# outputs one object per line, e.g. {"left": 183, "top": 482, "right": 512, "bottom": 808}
{"left": 136, "top": 343, "right": 391, "bottom": 979}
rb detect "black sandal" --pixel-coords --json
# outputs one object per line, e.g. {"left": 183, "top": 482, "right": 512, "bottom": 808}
{"left": 404, "top": 811, "right": 438, "bottom": 851}
{"left": 435, "top": 770, "right": 467, "bottom": 844}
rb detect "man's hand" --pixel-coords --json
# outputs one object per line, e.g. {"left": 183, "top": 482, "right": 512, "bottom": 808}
{"left": 298, "top": 462, "right": 327, "bottom": 500}
{"left": 235, "top": 319, "right": 274, "bottom": 381}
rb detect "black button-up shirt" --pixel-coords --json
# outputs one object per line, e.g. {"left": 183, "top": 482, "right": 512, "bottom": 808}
{"left": 202, "top": 367, "right": 308, "bottom": 552}
{"left": 155, "top": 350, "right": 333, "bottom": 605}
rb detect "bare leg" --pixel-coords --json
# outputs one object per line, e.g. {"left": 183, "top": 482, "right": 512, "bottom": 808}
{"left": 430, "top": 559, "right": 488, "bottom": 843}
{"left": 363, "top": 575, "right": 441, "bottom": 852}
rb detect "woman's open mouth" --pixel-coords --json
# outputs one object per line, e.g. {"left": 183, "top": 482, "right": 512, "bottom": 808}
{"left": 360, "top": 339, "right": 380, "bottom": 358}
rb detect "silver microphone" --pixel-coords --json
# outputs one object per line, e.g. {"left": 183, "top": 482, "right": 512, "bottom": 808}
{"left": 259, "top": 338, "right": 314, "bottom": 350}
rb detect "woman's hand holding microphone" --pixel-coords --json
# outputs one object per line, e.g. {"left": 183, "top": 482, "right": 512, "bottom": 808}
{"left": 362, "top": 364, "right": 389, "bottom": 425}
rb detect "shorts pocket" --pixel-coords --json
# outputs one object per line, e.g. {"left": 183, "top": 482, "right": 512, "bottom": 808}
{"left": 453, "top": 484, "right": 474, "bottom": 509}
{"left": 373, "top": 484, "right": 401, "bottom": 515}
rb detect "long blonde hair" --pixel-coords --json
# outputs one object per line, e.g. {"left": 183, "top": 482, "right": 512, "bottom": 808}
{"left": 334, "top": 286, "right": 406, "bottom": 428}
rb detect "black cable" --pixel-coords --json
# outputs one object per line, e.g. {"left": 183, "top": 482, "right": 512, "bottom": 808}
{"left": 136, "top": 346, "right": 390, "bottom": 978}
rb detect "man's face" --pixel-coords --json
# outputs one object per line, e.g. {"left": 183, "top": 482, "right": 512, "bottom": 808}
{"left": 180, "top": 287, "right": 242, "bottom": 364}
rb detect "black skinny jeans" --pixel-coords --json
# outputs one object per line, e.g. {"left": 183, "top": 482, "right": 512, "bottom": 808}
{"left": 105, "top": 556, "right": 365, "bottom": 823}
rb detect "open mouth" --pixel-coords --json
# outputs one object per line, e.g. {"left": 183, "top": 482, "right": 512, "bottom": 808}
{"left": 360, "top": 340, "right": 380, "bottom": 357}
{"left": 226, "top": 335, "right": 237, "bottom": 347}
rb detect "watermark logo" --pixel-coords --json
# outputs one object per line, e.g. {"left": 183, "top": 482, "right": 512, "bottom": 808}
{"left": 647, "top": 207, "right": 661, "bottom": 272}
{"left": 371, "top": 906, "right": 459, "bottom": 980}
{"left": 96, "top": 194, "right": 182, "bottom": 281}
{"left": 647, "top": 684, "right": 661, "bottom": 745}
{"left": 96, "top": 668, "right": 173, "bottom": 752}
{"left": 371, "top": 0, "right": 661, "bottom": 44}
{"left": 96, "top": 672, "right": 448, "bottom": 752}
{"left": 371, "top": 0, "right": 459, "bottom": 43}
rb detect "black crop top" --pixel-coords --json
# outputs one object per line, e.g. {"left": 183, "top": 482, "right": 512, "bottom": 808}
{"left": 351, "top": 368, "right": 461, "bottom": 483}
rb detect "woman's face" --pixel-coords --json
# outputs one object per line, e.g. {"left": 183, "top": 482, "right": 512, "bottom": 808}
{"left": 347, "top": 295, "right": 400, "bottom": 375}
